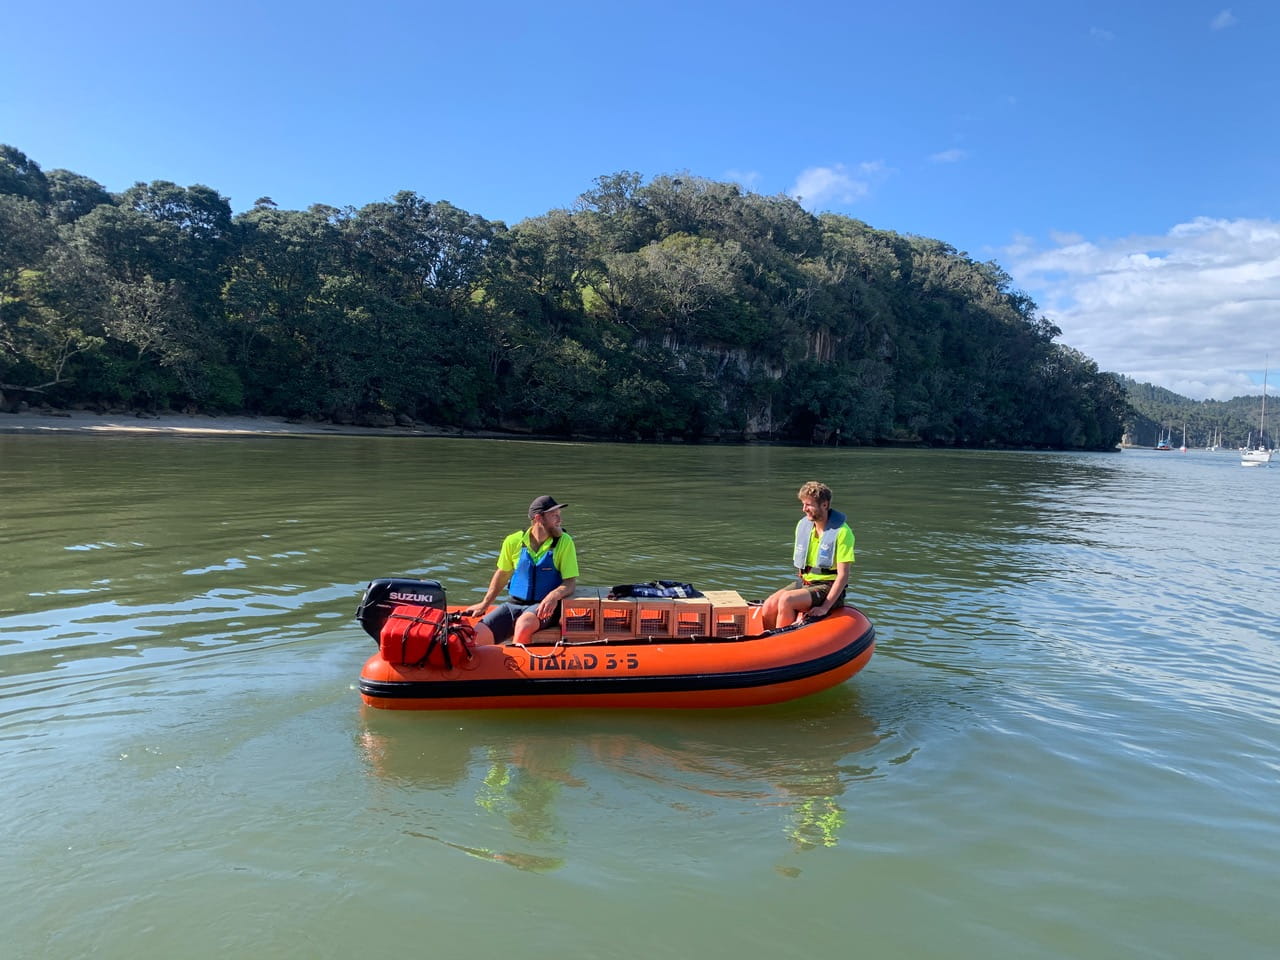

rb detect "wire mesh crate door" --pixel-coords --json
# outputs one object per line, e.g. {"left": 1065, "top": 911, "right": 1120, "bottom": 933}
{"left": 672, "top": 599, "right": 712, "bottom": 637}
{"left": 562, "top": 587, "right": 603, "bottom": 636}
{"left": 600, "top": 597, "right": 638, "bottom": 637}
{"left": 635, "top": 599, "right": 675, "bottom": 637}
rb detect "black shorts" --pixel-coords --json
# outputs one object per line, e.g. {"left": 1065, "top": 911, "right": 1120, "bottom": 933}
{"left": 803, "top": 581, "right": 846, "bottom": 611}
{"left": 480, "top": 600, "right": 562, "bottom": 643}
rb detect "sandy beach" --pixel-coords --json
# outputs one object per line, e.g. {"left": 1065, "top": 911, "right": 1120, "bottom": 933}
{"left": 0, "top": 408, "right": 462, "bottom": 438}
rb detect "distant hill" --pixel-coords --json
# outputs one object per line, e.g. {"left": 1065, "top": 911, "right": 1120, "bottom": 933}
{"left": 0, "top": 144, "right": 1133, "bottom": 449}
{"left": 1121, "top": 377, "right": 1271, "bottom": 448}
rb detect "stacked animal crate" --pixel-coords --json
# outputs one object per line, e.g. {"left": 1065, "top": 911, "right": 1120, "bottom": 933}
{"left": 532, "top": 587, "right": 750, "bottom": 641}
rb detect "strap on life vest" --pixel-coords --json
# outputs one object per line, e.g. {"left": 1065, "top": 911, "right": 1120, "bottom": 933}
{"left": 793, "top": 509, "right": 846, "bottom": 572}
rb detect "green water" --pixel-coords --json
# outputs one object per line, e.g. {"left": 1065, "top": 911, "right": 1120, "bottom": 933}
{"left": 2, "top": 435, "right": 1277, "bottom": 958}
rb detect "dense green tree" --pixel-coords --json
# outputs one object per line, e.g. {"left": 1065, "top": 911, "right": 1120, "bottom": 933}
{"left": 45, "top": 170, "right": 112, "bottom": 224}
{"left": 0, "top": 145, "right": 50, "bottom": 203}
{"left": 0, "top": 194, "right": 59, "bottom": 392}
{"left": 221, "top": 205, "right": 345, "bottom": 414}
{"left": 0, "top": 145, "right": 1133, "bottom": 449}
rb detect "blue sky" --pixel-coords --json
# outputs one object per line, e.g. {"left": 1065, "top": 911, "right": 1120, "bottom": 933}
{"left": 4, "top": 0, "right": 1277, "bottom": 399}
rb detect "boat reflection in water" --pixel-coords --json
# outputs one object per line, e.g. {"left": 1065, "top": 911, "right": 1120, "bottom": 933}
{"left": 356, "top": 686, "right": 884, "bottom": 870}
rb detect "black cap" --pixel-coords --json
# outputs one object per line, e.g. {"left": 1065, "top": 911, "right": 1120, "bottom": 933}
{"left": 529, "top": 495, "right": 569, "bottom": 518}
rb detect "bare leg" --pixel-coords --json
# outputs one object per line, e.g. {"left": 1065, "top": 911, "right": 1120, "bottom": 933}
{"left": 774, "top": 587, "right": 814, "bottom": 628}
{"left": 512, "top": 610, "right": 545, "bottom": 645}
{"left": 761, "top": 590, "right": 784, "bottom": 631}
{"left": 762, "top": 586, "right": 793, "bottom": 632}
{"left": 761, "top": 598, "right": 772, "bottom": 630}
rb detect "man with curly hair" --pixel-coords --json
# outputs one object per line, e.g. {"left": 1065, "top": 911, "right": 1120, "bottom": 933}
{"left": 761, "top": 481, "right": 854, "bottom": 630}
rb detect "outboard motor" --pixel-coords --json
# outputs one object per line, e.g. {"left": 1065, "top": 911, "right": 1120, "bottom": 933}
{"left": 355, "top": 577, "right": 447, "bottom": 641}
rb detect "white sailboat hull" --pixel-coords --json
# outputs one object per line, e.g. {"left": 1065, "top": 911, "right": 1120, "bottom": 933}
{"left": 1242, "top": 363, "right": 1271, "bottom": 467}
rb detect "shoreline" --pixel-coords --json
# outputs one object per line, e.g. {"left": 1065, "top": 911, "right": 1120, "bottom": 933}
{"left": 1, "top": 408, "right": 1125, "bottom": 451}
{"left": 0, "top": 408, "right": 494, "bottom": 439}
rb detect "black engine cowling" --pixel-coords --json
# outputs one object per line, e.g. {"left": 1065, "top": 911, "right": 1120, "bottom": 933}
{"left": 355, "top": 577, "right": 447, "bottom": 641}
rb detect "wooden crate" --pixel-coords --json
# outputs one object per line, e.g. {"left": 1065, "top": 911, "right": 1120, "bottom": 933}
{"left": 635, "top": 599, "right": 675, "bottom": 637}
{"left": 672, "top": 598, "right": 712, "bottom": 637}
{"left": 599, "top": 596, "right": 639, "bottom": 637}
{"left": 561, "top": 586, "right": 603, "bottom": 637}
{"left": 703, "top": 590, "right": 750, "bottom": 638}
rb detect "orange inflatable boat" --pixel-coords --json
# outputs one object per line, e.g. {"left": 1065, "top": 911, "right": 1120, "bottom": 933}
{"left": 355, "top": 579, "right": 875, "bottom": 710}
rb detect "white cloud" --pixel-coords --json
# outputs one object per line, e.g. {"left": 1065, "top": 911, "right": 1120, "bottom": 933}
{"left": 1007, "top": 217, "right": 1280, "bottom": 400}
{"left": 930, "top": 148, "right": 968, "bottom": 164}
{"left": 1049, "top": 229, "right": 1084, "bottom": 246}
{"left": 787, "top": 162, "right": 884, "bottom": 210}
{"left": 1211, "top": 9, "right": 1237, "bottom": 30}
{"left": 1090, "top": 26, "right": 1115, "bottom": 42}
{"left": 724, "top": 168, "right": 761, "bottom": 188}
{"left": 1004, "top": 232, "right": 1036, "bottom": 259}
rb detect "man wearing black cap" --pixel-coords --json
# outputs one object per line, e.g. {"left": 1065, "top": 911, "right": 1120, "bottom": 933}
{"left": 461, "top": 495, "right": 579, "bottom": 645}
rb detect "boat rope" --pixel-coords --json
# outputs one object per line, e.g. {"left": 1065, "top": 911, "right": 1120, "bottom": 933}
{"left": 508, "top": 637, "right": 568, "bottom": 659}
{"left": 505, "top": 629, "right": 784, "bottom": 650}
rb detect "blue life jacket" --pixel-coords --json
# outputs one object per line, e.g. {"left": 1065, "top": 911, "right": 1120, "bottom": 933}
{"left": 509, "top": 535, "right": 562, "bottom": 604}
{"left": 793, "top": 509, "right": 847, "bottom": 575}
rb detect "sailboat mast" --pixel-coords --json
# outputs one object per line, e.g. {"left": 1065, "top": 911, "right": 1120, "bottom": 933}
{"left": 1262, "top": 366, "right": 1269, "bottom": 447}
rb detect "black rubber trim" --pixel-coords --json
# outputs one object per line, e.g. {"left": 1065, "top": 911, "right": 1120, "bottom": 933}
{"left": 360, "top": 622, "right": 874, "bottom": 702}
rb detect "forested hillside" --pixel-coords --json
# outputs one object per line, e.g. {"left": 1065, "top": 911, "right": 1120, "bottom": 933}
{"left": 1121, "top": 377, "right": 1273, "bottom": 449}
{"left": 1, "top": 146, "right": 1127, "bottom": 448}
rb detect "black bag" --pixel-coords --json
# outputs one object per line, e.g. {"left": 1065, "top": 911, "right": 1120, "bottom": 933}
{"left": 608, "top": 580, "right": 702, "bottom": 600}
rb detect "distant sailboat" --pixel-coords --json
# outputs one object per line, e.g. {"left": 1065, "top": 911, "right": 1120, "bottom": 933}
{"left": 1179, "top": 422, "right": 1187, "bottom": 454}
{"left": 1241, "top": 365, "right": 1272, "bottom": 467}
{"left": 1155, "top": 426, "right": 1172, "bottom": 451}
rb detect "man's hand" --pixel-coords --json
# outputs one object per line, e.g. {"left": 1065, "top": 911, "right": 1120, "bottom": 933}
{"left": 535, "top": 595, "right": 559, "bottom": 621}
